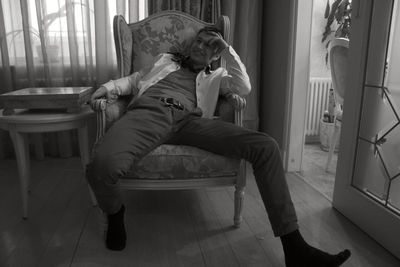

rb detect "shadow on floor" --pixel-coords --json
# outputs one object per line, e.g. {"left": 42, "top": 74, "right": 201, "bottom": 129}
{"left": 297, "top": 143, "right": 338, "bottom": 201}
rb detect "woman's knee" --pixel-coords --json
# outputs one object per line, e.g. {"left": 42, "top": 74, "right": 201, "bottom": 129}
{"left": 247, "top": 133, "right": 281, "bottom": 162}
{"left": 86, "top": 153, "right": 127, "bottom": 184}
{"left": 261, "top": 135, "right": 281, "bottom": 158}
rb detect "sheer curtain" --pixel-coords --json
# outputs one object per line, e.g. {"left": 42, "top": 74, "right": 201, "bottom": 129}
{"left": 148, "top": 0, "right": 220, "bottom": 22}
{"left": 220, "top": 0, "right": 262, "bottom": 131}
{"left": 0, "top": 0, "right": 147, "bottom": 158}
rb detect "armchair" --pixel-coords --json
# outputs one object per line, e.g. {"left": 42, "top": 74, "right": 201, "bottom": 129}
{"left": 91, "top": 11, "right": 247, "bottom": 227}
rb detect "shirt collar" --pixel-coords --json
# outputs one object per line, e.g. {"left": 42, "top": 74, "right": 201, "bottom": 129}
{"left": 169, "top": 52, "right": 211, "bottom": 74}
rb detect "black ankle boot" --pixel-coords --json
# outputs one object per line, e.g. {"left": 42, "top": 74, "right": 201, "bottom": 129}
{"left": 281, "top": 230, "right": 351, "bottom": 267}
{"left": 106, "top": 205, "right": 126, "bottom": 251}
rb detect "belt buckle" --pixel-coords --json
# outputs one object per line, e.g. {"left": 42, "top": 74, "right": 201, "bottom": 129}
{"left": 160, "top": 97, "right": 172, "bottom": 107}
{"left": 165, "top": 98, "right": 174, "bottom": 105}
{"left": 163, "top": 97, "right": 183, "bottom": 110}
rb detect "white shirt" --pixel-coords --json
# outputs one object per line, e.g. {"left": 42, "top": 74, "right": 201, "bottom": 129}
{"left": 102, "top": 46, "right": 251, "bottom": 118}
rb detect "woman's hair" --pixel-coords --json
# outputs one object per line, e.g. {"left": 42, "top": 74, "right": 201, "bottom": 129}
{"left": 167, "top": 26, "right": 223, "bottom": 71}
{"left": 198, "top": 26, "right": 223, "bottom": 37}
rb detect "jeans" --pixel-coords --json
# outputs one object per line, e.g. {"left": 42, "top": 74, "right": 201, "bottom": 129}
{"left": 86, "top": 96, "right": 298, "bottom": 236}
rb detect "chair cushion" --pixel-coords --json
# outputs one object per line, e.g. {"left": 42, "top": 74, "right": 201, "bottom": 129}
{"left": 124, "top": 144, "right": 240, "bottom": 179}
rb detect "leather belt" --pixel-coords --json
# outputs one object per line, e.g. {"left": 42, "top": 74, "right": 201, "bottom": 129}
{"left": 159, "top": 97, "right": 185, "bottom": 110}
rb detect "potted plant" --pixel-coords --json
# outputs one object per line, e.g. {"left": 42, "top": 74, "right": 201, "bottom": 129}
{"left": 321, "top": 0, "right": 351, "bottom": 63}
{"left": 5, "top": 1, "right": 91, "bottom": 63}
{"left": 35, "top": 2, "right": 87, "bottom": 62}
{"left": 319, "top": 0, "right": 351, "bottom": 152}
{"left": 5, "top": 27, "right": 59, "bottom": 62}
{"left": 36, "top": 9, "right": 63, "bottom": 62}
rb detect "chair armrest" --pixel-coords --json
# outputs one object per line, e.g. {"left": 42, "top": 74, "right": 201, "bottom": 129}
{"left": 215, "top": 93, "right": 246, "bottom": 127}
{"left": 90, "top": 96, "right": 131, "bottom": 142}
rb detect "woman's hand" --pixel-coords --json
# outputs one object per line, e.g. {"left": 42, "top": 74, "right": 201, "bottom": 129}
{"left": 203, "top": 31, "right": 229, "bottom": 58}
{"left": 225, "top": 93, "right": 246, "bottom": 110}
{"left": 90, "top": 86, "right": 119, "bottom": 103}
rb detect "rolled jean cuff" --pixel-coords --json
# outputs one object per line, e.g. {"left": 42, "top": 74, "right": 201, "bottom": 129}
{"left": 97, "top": 194, "right": 123, "bottom": 215}
{"left": 273, "top": 221, "right": 299, "bottom": 237}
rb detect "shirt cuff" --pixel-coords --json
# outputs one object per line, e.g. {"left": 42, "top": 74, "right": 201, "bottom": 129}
{"left": 220, "top": 46, "right": 231, "bottom": 56}
{"left": 102, "top": 80, "right": 114, "bottom": 91}
{"left": 102, "top": 80, "right": 121, "bottom": 95}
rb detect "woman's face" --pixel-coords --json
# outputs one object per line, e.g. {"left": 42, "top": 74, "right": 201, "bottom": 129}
{"left": 189, "top": 31, "right": 219, "bottom": 69}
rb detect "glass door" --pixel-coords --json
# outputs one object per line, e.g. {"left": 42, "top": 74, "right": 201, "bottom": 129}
{"left": 333, "top": 0, "right": 400, "bottom": 258}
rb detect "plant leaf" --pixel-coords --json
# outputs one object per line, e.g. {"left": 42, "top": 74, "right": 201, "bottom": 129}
{"left": 336, "top": 1, "right": 346, "bottom": 22}
{"left": 324, "top": 0, "right": 330, "bottom": 18}
{"left": 335, "top": 24, "right": 343, "bottom": 37}
{"left": 325, "top": 51, "right": 329, "bottom": 65}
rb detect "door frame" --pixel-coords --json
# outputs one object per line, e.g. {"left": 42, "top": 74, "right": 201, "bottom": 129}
{"left": 283, "top": 0, "right": 313, "bottom": 172}
{"left": 332, "top": 0, "right": 400, "bottom": 258}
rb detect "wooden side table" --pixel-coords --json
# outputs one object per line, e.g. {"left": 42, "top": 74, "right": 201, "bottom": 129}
{"left": 0, "top": 105, "right": 97, "bottom": 218}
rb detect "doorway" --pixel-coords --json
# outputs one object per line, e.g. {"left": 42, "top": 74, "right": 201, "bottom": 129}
{"left": 285, "top": 0, "right": 342, "bottom": 201}
{"left": 287, "top": 0, "right": 400, "bottom": 258}
{"left": 300, "top": 0, "right": 343, "bottom": 200}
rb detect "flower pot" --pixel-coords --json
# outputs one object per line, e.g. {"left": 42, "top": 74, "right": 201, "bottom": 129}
{"left": 319, "top": 118, "right": 340, "bottom": 152}
{"left": 36, "top": 45, "right": 60, "bottom": 63}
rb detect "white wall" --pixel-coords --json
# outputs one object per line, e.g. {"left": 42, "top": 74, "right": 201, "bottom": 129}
{"left": 310, "top": 0, "right": 333, "bottom": 78}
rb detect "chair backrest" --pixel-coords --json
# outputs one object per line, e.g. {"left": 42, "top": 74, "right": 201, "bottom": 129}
{"left": 329, "top": 37, "right": 349, "bottom": 105}
{"left": 113, "top": 10, "right": 230, "bottom": 77}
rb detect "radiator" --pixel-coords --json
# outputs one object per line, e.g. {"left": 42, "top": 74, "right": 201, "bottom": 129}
{"left": 305, "top": 77, "right": 332, "bottom": 137}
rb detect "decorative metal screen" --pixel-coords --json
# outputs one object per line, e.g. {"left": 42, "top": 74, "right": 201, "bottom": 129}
{"left": 351, "top": 0, "right": 400, "bottom": 216}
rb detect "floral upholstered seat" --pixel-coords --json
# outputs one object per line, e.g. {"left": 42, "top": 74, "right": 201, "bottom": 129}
{"left": 91, "top": 10, "right": 246, "bottom": 227}
{"left": 125, "top": 144, "right": 240, "bottom": 179}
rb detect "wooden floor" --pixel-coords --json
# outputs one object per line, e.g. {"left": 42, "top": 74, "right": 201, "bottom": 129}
{"left": 300, "top": 144, "right": 337, "bottom": 200}
{"left": 1, "top": 157, "right": 399, "bottom": 267}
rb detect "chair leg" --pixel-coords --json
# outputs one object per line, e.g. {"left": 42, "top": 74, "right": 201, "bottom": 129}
{"left": 325, "top": 123, "right": 341, "bottom": 172}
{"left": 234, "top": 185, "right": 245, "bottom": 228}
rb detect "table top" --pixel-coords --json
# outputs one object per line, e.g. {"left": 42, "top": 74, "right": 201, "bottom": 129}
{"left": 0, "top": 105, "right": 94, "bottom": 124}
{"left": 0, "top": 87, "right": 95, "bottom": 115}
{"left": 0, "top": 87, "right": 93, "bottom": 97}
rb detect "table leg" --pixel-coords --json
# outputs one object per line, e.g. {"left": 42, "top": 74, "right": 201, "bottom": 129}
{"left": 77, "top": 125, "right": 98, "bottom": 206}
{"left": 325, "top": 122, "right": 341, "bottom": 172}
{"left": 9, "top": 129, "right": 30, "bottom": 219}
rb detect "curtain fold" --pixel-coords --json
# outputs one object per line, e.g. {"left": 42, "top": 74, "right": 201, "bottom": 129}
{"left": 0, "top": 0, "right": 146, "bottom": 159}
{"left": 148, "top": 0, "right": 220, "bottom": 23}
{"left": 220, "top": 0, "right": 262, "bottom": 130}
{"left": 222, "top": 0, "right": 294, "bottom": 145}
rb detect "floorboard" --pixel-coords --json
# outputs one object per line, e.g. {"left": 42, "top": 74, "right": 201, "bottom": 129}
{"left": 0, "top": 158, "right": 399, "bottom": 267}
{"left": 206, "top": 188, "right": 272, "bottom": 266}
{"left": 186, "top": 190, "right": 240, "bottom": 267}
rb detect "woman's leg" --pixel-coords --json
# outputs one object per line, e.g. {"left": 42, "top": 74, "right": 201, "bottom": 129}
{"left": 175, "top": 118, "right": 351, "bottom": 266}
{"left": 86, "top": 97, "right": 176, "bottom": 214}
{"left": 175, "top": 118, "right": 298, "bottom": 236}
{"left": 87, "top": 97, "right": 193, "bottom": 251}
